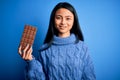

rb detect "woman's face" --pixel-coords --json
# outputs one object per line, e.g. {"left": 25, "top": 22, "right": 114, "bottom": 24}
{"left": 54, "top": 8, "right": 74, "bottom": 37}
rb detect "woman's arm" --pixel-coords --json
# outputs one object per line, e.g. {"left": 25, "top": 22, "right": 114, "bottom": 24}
{"left": 25, "top": 59, "right": 45, "bottom": 80}
{"left": 82, "top": 44, "right": 96, "bottom": 80}
{"left": 18, "top": 44, "right": 45, "bottom": 80}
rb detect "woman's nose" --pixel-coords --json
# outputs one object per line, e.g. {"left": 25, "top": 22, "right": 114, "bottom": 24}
{"left": 61, "top": 19, "right": 66, "bottom": 25}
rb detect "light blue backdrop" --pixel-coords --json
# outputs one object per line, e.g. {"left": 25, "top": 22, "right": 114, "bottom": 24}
{"left": 0, "top": 0, "right": 120, "bottom": 80}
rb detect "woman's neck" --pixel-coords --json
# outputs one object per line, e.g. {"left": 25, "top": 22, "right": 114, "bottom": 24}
{"left": 52, "top": 33, "right": 76, "bottom": 45}
{"left": 58, "top": 32, "right": 70, "bottom": 38}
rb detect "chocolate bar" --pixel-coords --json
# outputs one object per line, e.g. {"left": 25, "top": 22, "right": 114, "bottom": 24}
{"left": 20, "top": 25, "right": 37, "bottom": 50}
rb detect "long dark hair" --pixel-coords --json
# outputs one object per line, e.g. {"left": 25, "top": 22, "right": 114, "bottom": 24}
{"left": 44, "top": 2, "right": 84, "bottom": 44}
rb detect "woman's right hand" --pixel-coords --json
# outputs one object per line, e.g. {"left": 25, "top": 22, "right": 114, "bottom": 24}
{"left": 18, "top": 44, "right": 33, "bottom": 61}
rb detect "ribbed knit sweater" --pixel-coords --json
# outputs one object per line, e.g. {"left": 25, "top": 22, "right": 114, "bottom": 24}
{"left": 25, "top": 34, "right": 96, "bottom": 80}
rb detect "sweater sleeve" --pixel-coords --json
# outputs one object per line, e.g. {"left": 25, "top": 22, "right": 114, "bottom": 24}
{"left": 82, "top": 45, "right": 96, "bottom": 80}
{"left": 24, "top": 57, "right": 45, "bottom": 80}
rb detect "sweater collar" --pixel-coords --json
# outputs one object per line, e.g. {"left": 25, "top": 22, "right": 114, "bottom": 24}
{"left": 52, "top": 33, "right": 76, "bottom": 45}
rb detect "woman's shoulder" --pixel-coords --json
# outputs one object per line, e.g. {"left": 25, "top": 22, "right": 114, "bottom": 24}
{"left": 39, "top": 43, "right": 50, "bottom": 51}
{"left": 75, "top": 40, "right": 88, "bottom": 51}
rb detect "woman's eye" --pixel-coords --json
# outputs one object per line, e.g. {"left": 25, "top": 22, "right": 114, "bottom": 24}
{"left": 66, "top": 18, "right": 71, "bottom": 20}
{"left": 55, "top": 16, "right": 61, "bottom": 20}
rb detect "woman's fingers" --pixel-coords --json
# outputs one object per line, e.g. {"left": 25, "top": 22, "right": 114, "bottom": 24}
{"left": 18, "top": 44, "right": 33, "bottom": 60}
{"left": 25, "top": 46, "right": 33, "bottom": 60}
{"left": 18, "top": 45, "right": 22, "bottom": 55}
{"left": 22, "top": 44, "right": 29, "bottom": 59}
{"left": 23, "top": 44, "right": 29, "bottom": 53}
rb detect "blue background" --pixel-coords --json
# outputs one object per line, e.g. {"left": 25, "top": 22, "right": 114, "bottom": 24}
{"left": 0, "top": 0, "right": 120, "bottom": 80}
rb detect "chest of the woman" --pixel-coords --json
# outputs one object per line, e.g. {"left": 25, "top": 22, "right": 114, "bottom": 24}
{"left": 42, "top": 46, "right": 84, "bottom": 79}
{"left": 44, "top": 45, "right": 84, "bottom": 67}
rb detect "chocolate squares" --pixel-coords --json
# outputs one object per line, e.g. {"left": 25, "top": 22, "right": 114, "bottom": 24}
{"left": 20, "top": 25, "right": 37, "bottom": 50}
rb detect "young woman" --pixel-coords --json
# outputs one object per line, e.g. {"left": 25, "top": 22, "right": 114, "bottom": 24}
{"left": 18, "top": 2, "right": 96, "bottom": 80}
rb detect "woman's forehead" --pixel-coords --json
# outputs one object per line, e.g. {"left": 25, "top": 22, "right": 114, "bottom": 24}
{"left": 55, "top": 8, "right": 73, "bottom": 17}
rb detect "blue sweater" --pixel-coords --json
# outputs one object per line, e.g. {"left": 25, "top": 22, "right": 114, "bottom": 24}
{"left": 25, "top": 34, "right": 96, "bottom": 80}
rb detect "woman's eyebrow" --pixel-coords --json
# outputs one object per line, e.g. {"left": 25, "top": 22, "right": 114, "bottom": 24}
{"left": 55, "top": 15, "right": 72, "bottom": 17}
{"left": 65, "top": 15, "right": 72, "bottom": 17}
